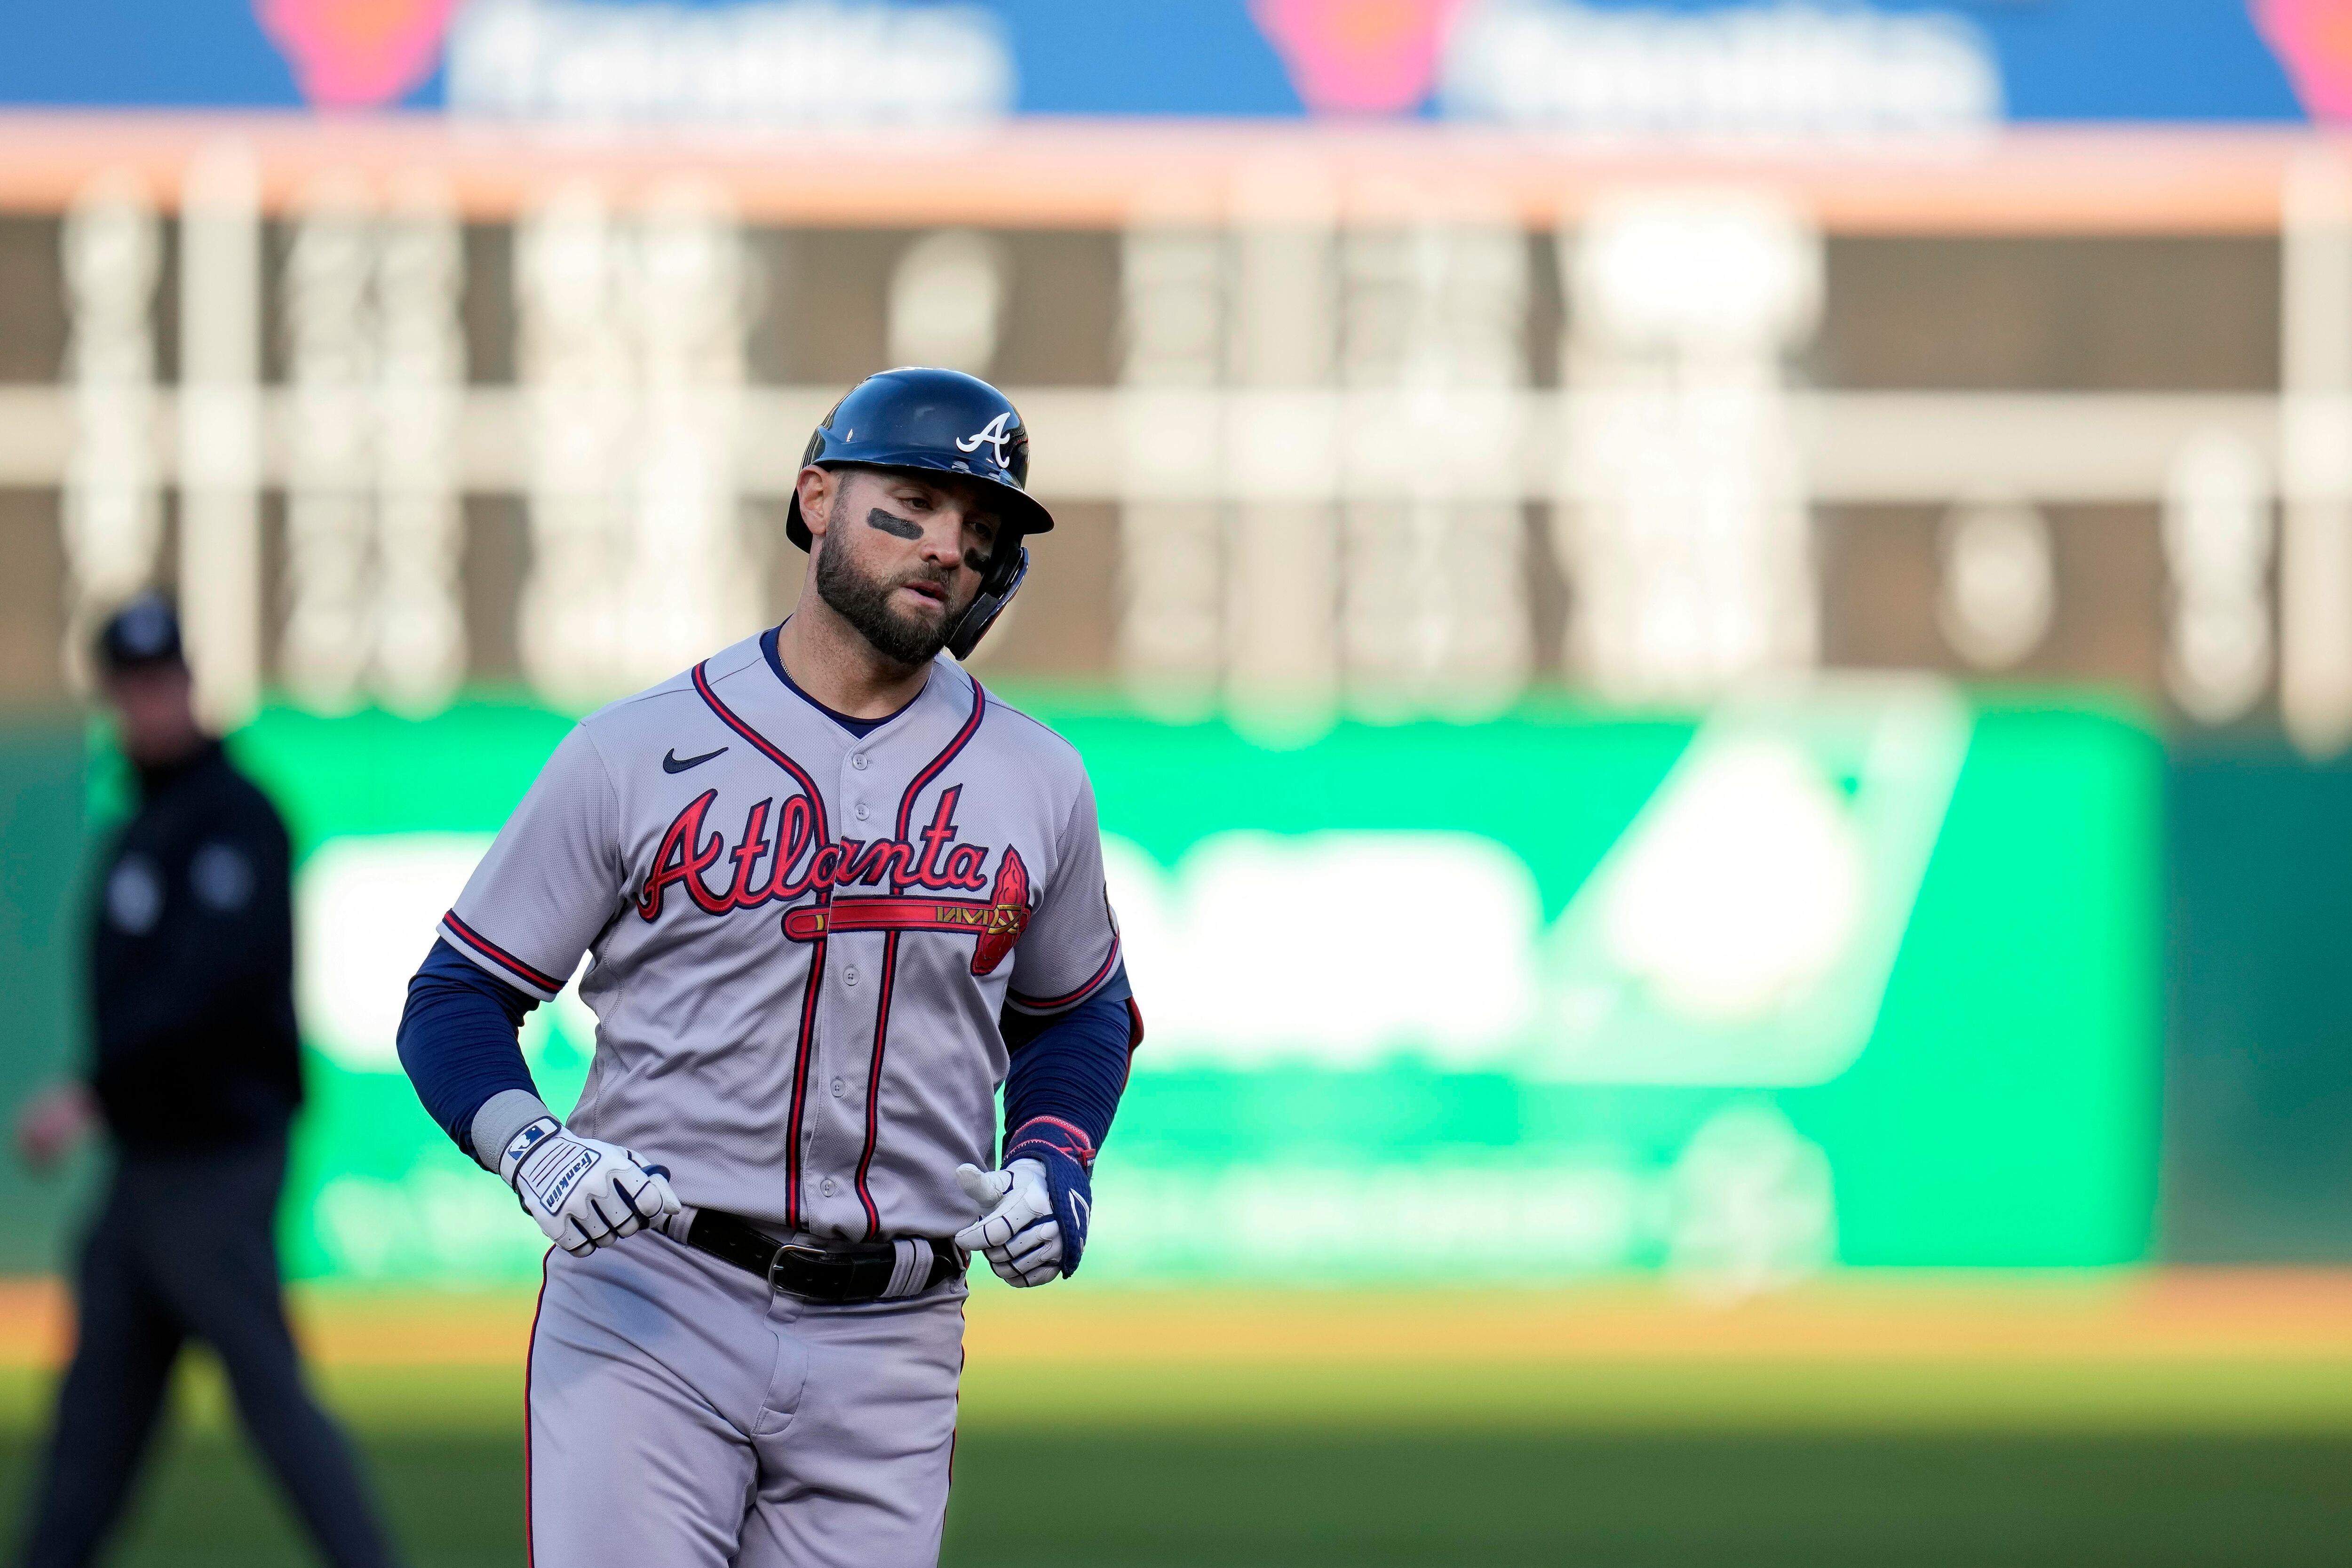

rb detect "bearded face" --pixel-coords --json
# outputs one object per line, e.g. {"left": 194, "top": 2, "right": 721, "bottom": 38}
{"left": 810, "top": 470, "right": 997, "bottom": 668}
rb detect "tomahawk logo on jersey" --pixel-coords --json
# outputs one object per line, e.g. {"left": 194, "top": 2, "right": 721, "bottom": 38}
{"left": 434, "top": 629, "right": 1121, "bottom": 1243}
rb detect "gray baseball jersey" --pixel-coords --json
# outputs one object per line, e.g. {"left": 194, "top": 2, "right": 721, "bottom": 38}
{"left": 439, "top": 630, "right": 1122, "bottom": 1241}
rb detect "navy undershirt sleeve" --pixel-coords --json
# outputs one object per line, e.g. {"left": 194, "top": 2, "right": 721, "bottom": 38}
{"left": 1001, "top": 963, "right": 1140, "bottom": 1155}
{"left": 397, "top": 937, "right": 544, "bottom": 1158}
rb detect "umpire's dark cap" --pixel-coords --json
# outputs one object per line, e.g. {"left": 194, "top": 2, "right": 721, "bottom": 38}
{"left": 97, "top": 592, "right": 186, "bottom": 674}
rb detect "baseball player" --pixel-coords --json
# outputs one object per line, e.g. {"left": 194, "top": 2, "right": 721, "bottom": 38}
{"left": 395, "top": 368, "right": 1139, "bottom": 1568}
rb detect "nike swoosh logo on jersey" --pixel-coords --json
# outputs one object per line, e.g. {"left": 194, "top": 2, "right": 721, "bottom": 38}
{"left": 662, "top": 746, "right": 729, "bottom": 773}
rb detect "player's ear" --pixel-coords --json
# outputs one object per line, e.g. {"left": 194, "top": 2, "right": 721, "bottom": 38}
{"left": 796, "top": 466, "right": 835, "bottom": 540}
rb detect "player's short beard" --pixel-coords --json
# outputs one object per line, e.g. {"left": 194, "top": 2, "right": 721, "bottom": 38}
{"left": 813, "top": 528, "right": 967, "bottom": 668}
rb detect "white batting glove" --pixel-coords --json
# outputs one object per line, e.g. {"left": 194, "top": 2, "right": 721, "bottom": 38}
{"left": 500, "top": 1117, "right": 680, "bottom": 1258}
{"left": 954, "top": 1160, "right": 1063, "bottom": 1287}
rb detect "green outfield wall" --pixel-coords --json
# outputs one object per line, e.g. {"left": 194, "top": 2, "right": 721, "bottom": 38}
{"left": 0, "top": 681, "right": 2167, "bottom": 1283}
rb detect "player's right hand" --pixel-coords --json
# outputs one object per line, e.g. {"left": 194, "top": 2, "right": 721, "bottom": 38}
{"left": 499, "top": 1116, "right": 679, "bottom": 1258}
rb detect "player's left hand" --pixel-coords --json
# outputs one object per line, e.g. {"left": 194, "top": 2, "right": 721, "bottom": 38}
{"left": 954, "top": 1117, "right": 1096, "bottom": 1286}
{"left": 954, "top": 1160, "right": 1061, "bottom": 1285}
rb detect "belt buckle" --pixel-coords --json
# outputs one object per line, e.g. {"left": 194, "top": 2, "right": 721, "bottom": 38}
{"left": 765, "top": 1241, "right": 831, "bottom": 1295}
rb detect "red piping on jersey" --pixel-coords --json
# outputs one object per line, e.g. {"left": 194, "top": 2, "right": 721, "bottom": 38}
{"left": 1006, "top": 931, "right": 1121, "bottom": 1013}
{"left": 442, "top": 911, "right": 564, "bottom": 995}
{"left": 854, "top": 679, "right": 988, "bottom": 1238}
{"left": 852, "top": 932, "right": 899, "bottom": 1239}
{"left": 692, "top": 656, "right": 834, "bottom": 1229}
{"left": 894, "top": 680, "right": 986, "bottom": 846}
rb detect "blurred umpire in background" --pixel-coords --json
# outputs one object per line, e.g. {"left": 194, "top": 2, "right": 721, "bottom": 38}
{"left": 11, "top": 595, "right": 401, "bottom": 1568}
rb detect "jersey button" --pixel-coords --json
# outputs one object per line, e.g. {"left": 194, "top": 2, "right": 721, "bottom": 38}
{"left": 831, "top": 1077, "right": 845, "bottom": 1097}
{"left": 850, "top": 754, "right": 869, "bottom": 771}
{"left": 854, "top": 802, "right": 870, "bottom": 821}
{"left": 844, "top": 966, "right": 859, "bottom": 986}
{"left": 821, "top": 1178, "right": 836, "bottom": 1197}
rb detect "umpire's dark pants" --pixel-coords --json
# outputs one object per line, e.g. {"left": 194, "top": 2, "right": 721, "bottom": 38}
{"left": 16, "top": 1133, "right": 400, "bottom": 1568}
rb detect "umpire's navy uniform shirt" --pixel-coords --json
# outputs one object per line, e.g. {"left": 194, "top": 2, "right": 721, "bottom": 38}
{"left": 23, "top": 737, "right": 401, "bottom": 1568}
{"left": 90, "top": 740, "right": 302, "bottom": 1149}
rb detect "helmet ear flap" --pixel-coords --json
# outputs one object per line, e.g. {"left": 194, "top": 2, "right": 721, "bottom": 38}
{"left": 946, "top": 545, "right": 1028, "bottom": 661}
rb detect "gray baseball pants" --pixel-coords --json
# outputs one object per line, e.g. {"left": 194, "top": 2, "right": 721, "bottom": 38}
{"left": 526, "top": 1228, "right": 966, "bottom": 1568}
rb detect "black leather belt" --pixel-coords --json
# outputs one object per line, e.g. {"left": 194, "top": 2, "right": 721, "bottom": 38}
{"left": 678, "top": 1207, "right": 964, "bottom": 1303}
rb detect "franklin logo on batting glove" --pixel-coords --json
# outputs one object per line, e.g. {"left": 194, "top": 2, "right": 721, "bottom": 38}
{"left": 500, "top": 1116, "right": 679, "bottom": 1258}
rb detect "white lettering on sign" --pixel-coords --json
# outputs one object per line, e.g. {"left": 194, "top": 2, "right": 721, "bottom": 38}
{"left": 448, "top": 0, "right": 1013, "bottom": 128}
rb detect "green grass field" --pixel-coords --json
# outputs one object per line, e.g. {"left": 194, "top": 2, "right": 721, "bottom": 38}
{"left": 2, "top": 1283, "right": 2349, "bottom": 1566}
{"left": 7, "top": 1419, "right": 2350, "bottom": 1568}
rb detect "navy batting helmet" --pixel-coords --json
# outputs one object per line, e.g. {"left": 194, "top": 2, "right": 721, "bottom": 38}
{"left": 786, "top": 367, "right": 1052, "bottom": 660}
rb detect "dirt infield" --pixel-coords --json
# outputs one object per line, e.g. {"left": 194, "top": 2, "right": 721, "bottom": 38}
{"left": 4, "top": 1269, "right": 2352, "bottom": 1371}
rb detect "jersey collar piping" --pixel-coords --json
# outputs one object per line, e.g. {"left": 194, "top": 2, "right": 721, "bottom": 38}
{"left": 761, "top": 621, "right": 928, "bottom": 742}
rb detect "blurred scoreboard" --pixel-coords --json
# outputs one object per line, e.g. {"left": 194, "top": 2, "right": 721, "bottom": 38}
{"left": 0, "top": 131, "right": 2331, "bottom": 749}
{"left": 242, "top": 684, "right": 2158, "bottom": 1287}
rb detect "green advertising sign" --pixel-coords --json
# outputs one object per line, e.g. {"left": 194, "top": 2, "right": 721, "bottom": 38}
{"left": 229, "top": 679, "right": 2158, "bottom": 1287}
